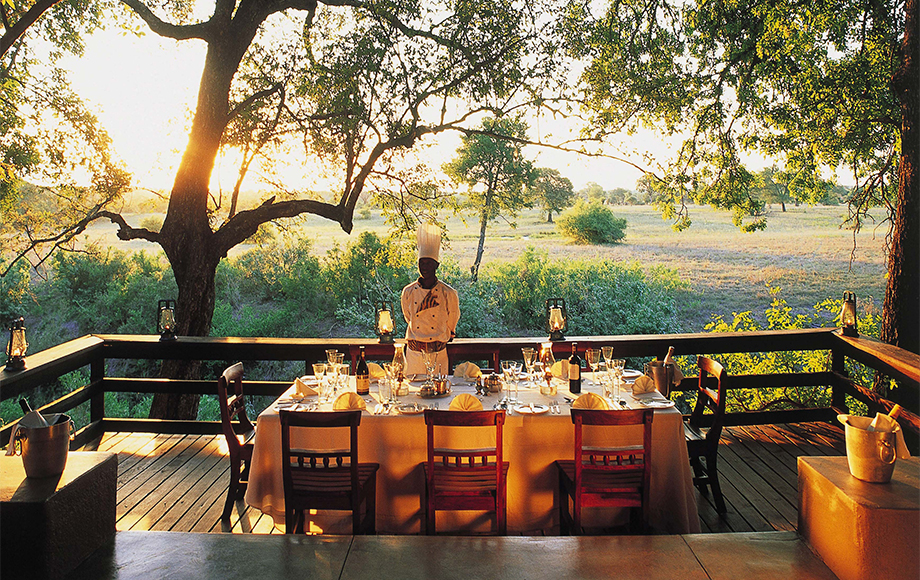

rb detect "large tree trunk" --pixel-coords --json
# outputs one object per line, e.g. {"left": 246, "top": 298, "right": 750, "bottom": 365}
{"left": 148, "top": 36, "right": 246, "bottom": 420}
{"left": 882, "top": 0, "right": 920, "bottom": 359}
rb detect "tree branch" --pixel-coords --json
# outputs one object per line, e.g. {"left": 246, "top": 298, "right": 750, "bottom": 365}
{"left": 119, "top": 0, "right": 213, "bottom": 41}
{"left": 0, "top": 0, "right": 60, "bottom": 56}
{"left": 213, "top": 198, "right": 343, "bottom": 253}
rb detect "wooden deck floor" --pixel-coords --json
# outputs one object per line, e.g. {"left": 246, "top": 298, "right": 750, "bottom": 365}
{"left": 79, "top": 421, "right": 845, "bottom": 536}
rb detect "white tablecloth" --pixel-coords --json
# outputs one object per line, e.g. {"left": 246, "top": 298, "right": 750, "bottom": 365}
{"left": 244, "top": 377, "right": 700, "bottom": 534}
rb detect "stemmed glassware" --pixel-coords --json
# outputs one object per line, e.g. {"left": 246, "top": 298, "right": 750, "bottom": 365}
{"left": 610, "top": 358, "right": 626, "bottom": 404}
{"left": 585, "top": 348, "right": 601, "bottom": 385}
{"left": 422, "top": 347, "right": 438, "bottom": 388}
{"left": 522, "top": 348, "right": 536, "bottom": 387}
{"left": 602, "top": 346, "right": 614, "bottom": 368}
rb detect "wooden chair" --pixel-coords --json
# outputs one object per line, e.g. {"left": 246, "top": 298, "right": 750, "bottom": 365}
{"left": 280, "top": 410, "right": 379, "bottom": 534}
{"left": 217, "top": 362, "right": 255, "bottom": 521}
{"left": 423, "top": 409, "right": 509, "bottom": 535}
{"left": 684, "top": 355, "right": 728, "bottom": 514}
{"left": 555, "top": 408, "right": 654, "bottom": 535}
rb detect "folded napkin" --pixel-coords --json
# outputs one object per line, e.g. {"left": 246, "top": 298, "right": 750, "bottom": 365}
{"left": 368, "top": 362, "right": 385, "bottom": 379}
{"left": 449, "top": 393, "right": 484, "bottom": 411}
{"left": 866, "top": 412, "right": 912, "bottom": 459}
{"left": 632, "top": 375, "right": 657, "bottom": 395}
{"left": 572, "top": 392, "right": 609, "bottom": 410}
{"left": 333, "top": 391, "right": 367, "bottom": 411}
{"left": 293, "top": 377, "right": 318, "bottom": 397}
{"left": 551, "top": 360, "right": 568, "bottom": 380}
{"left": 453, "top": 361, "right": 482, "bottom": 381}
{"left": 670, "top": 364, "right": 684, "bottom": 386}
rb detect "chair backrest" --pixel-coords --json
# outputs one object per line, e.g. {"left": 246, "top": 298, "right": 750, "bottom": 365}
{"left": 217, "top": 362, "right": 253, "bottom": 452}
{"left": 280, "top": 410, "right": 363, "bottom": 500}
{"left": 570, "top": 408, "right": 653, "bottom": 495}
{"left": 688, "top": 356, "right": 728, "bottom": 441}
{"left": 424, "top": 409, "right": 505, "bottom": 488}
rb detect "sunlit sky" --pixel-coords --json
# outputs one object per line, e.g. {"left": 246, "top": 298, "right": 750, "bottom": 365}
{"left": 59, "top": 26, "right": 794, "bottom": 197}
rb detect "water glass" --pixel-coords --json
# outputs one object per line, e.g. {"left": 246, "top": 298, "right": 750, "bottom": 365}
{"left": 326, "top": 349, "right": 339, "bottom": 366}
{"left": 522, "top": 348, "right": 536, "bottom": 385}
{"left": 312, "top": 363, "right": 326, "bottom": 381}
{"left": 378, "top": 373, "right": 392, "bottom": 404}
{"left": 501, "top": 361, "right": 514, "bottom": 404}
{"left": 511, "top": 361, "right": 522, "bottom": 402}
{"left": 319, "top": 377, "right": 334, "bottom": 403}
{"left": 585, "top": 349, "right": 601, "bottom": 384}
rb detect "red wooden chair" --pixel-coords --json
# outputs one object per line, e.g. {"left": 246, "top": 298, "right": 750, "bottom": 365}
{"left": 217, "top": 362, "right": 255, "bottom": 521}
{"left": 280, "top": 410, "right": 379, "bottom": 534}
{"left": 555, "top": 408, "right": 654, "bottom": 534}
{"left": 423, "top": 409, "right": 509, "bottom": 535}
{"left": 684, "top": 355, "right": 728, "bottom": 514}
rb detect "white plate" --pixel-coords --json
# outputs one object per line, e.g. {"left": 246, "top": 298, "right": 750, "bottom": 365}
{"left": 622, "top": 369, "right": 643, "bottom": 380}
{"left": 636, "top": 399, "right": 675, "bottom": 409}
{"left": 396, "top": 404, "right": 425, "bottom": 415}
{"left": 514, "top": 404, "right": 549, "bottom": 415}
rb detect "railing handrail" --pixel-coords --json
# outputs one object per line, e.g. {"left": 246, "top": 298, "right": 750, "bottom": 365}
{"left": 2, "top": 329, "right": 917, "bottom": 449}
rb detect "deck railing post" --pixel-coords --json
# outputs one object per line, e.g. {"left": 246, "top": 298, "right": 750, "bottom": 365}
{"left": 90, "top": 356, "right": 104, "bottom": 424}
{"left": 831, "top": 348, "right": 848, "bottom": 414}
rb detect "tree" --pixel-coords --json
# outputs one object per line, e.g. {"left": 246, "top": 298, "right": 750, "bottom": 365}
{"left": 443, "top": 116, "right": 535, "bottom": 281}
{"left": 567, "top": 0, "right": 918, "bottom": 355}
{"left": 532, "top": 167, "right": 574, "bottom": 222}
{"left": 5, "top": 0, "right": 560, "bottom": 418}
{"left": 578, "top": 181, "right": 605, "bottom": 203}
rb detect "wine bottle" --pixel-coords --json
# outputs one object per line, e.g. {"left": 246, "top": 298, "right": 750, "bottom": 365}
{"left": 355, "top": 346, "right": 370, "bottom": 395}
{"left": 19, "top": 398, "right": 32, "bottom": 414}
{"left": 568, "top": 342, "right": 582, "bottom": 394}
{"left": 663, "top": 346, "right": 676, "bottom": 366}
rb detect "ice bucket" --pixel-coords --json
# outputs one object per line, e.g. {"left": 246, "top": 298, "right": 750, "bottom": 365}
{"left": 14, "top": 414, "right": 73, "bottom": 478}
{"left": 837, "top": 414, "right": 898, "bottom": 483}
{"left": 644, "top": 361, "right": 674, "bottom": 397}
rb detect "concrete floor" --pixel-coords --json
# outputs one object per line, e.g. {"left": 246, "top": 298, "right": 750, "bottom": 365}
{"left": 71, "top": 530, "right": 839, "bottom": 580}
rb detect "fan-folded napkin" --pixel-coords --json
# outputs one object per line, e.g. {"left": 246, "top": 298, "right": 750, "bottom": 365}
{"left": 551, "top": 361, "right": 568, "bottom": 380}
{"left": 572, "top": 392, "right": 609, "bottom": 410}
{"left": 453, "top": 362, "right": 482, "bottom": 380}
{"left": 632, "top": 375, "right": 657, "bottom": 395}
{"left": 367, "top": 362, "right": 385, "bottom": 379}
{"left": 333, "top": 392, "right": 367, "bottom": 411}
{"left": 449, "top": 393, "right": 483, "bottom": 411}
{"left": 294, "top": 377, "right": 318, "bottom": 397}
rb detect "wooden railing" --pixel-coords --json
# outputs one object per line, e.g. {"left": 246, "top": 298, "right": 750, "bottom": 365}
{"left": 1, "top": 329, "right": 918, "bottom": 451}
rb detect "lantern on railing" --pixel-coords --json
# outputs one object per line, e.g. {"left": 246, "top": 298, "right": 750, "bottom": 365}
{"left": 545, "top": 298, "right": 567, "bottom": 342}
{"left": 375, "top": 301, "right": 395, "bottom": 344}
{"left": 839, "top": 291, "right": 858, "bottom": 337}
{"left": 6, "top": 317, "right": 28, "bottom": 371}
{"left": 157, "top": 299, "right": 177, "bottom": 342}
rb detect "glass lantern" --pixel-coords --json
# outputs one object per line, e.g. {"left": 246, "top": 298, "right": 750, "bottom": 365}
{"left": 157, "top": 299, "right": 177, "bottom": 341}
{"left": 6, "top": 317, "right": 28, "bottom": 371}
{"left": 545, "top": 298, "right": 567, "bottom": 341}
{"left": 839, "top": 291, "right": 858, "bottom": 337}
{"left": 375, "top": 301, "right": 395, "bottom": 344}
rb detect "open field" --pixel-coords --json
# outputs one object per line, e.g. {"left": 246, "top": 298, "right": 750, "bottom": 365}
{"left": 83, "top": 203, "right": 888, "bottom": 332}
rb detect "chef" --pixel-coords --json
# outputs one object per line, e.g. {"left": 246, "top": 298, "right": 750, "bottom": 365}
{"left": 401, "top": 223, "right": 460, "bottom": 377}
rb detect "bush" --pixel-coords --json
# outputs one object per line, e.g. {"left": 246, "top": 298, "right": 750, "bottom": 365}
{"left": 556, "top": 201, "right": 627, "bottom": 244}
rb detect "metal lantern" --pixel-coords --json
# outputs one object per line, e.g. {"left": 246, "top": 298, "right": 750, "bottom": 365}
{"left": 545, "top": 298, "right": 567, "bottom": 342}
{"left": 375, "top": 301, "right": 395, "bottom": 344}
{"left": 5, "top": 317, "right": 28, "bottom": 371}
{"left": 157, "top": 299, "right": 177, "bottom": 342}
{"left": 839, "top": 291, "right": 858, "bottom": 337}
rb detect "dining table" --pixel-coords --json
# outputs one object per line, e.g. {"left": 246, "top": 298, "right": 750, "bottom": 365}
{"left": 244, "top": 372, "right": 701, "bottom": 535}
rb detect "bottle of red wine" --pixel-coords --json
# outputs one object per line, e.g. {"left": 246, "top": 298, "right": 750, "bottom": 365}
{"left": 568, "top": 342, "right": 582, "bottom": 394}
{"left": 355, "top": 346, "right": 370, "bottom": 395}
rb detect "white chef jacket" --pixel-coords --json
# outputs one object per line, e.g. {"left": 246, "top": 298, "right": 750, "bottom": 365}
{"left": 400, "top": 279, "right": 460, "bottom": 376}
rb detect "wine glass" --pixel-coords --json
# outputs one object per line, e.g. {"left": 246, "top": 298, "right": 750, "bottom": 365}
{"left": 602, "top": 346, "right": 614, "bottom": 367}
{"left": 522, "top": 348, "right": 536, "bottom": 386}
{"left": 312, "top": 362, "right": 326, "bottom": 381}
{"left": 585, "top": 349, "right": 601, "bottom": 385}
{"left": 501, "top": 360, "right": 515, "bottom": 406}
{"left": 422, "top": 348, "right": 437, "bottom": 388}
{"left": 326, "top": 349, "right": 339, "bottom": 366}
{"left": 510, "top": 361, "right": 523, "bottom": 403}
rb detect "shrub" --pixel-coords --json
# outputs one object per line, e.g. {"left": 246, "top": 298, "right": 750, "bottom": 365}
{"left": 556, "top": 201, "right": 627, "bottom": 244}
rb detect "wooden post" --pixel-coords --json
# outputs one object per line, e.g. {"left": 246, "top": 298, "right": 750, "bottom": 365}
{"left": 831, "top": 349, "right": 847, "bottom": 414}
{"left": 90, "top": 357, "right": 104, "bottom": 425}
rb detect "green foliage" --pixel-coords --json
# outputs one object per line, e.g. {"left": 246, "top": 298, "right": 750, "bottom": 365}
{"left": 484, "top": 247, "right": 684, "bottom": 336}
{"left": 0, "top": 258, "right": 30, "bottom": 322}
{"left": 568, "top": 0, "right": 902, "bottom": 231}
{"left": 697, "top": 287, "right": 885, "bottom": 414}
{"left": 532, "top": 167, "right": 575, "bottom": 222}
{"left": 556, "top": 201, "right": 627, "bottom": 244}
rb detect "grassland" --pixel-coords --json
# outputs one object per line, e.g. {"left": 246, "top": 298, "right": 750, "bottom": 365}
{"left": 83, "top": 203, "right": 888, "bottom": 333}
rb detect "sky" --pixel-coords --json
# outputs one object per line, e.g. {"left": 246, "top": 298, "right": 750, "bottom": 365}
{"left": 62, "top": 28, "right": 668, "bottom": 196}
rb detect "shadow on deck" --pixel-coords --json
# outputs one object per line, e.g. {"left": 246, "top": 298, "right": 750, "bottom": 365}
{"left": 79, "top": 421, "right": 845, "bottom": 536}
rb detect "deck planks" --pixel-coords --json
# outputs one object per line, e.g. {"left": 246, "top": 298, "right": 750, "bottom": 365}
{"left": 82, "top": 421, "right": 845, "bottom": 535}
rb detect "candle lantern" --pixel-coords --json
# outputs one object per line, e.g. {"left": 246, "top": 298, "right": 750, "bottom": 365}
{"left": 6, "top": 317, "right": 28, "bottom": 371}
{"left": 545, "top": 298, "right": 567, "bottom": 342}
{"left": 375, "top": 301, "right": 395, "bottom": 344}
{"left": 839, "top": 291, "right": 858, "bottom": 337}
{"left": 157, "top": 299, "right": 178, "bottom": 342}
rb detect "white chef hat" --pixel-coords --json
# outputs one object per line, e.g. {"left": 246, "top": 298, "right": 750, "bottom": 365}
{"left": 417, "top": 223, "right": 441, "bottom": 262}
